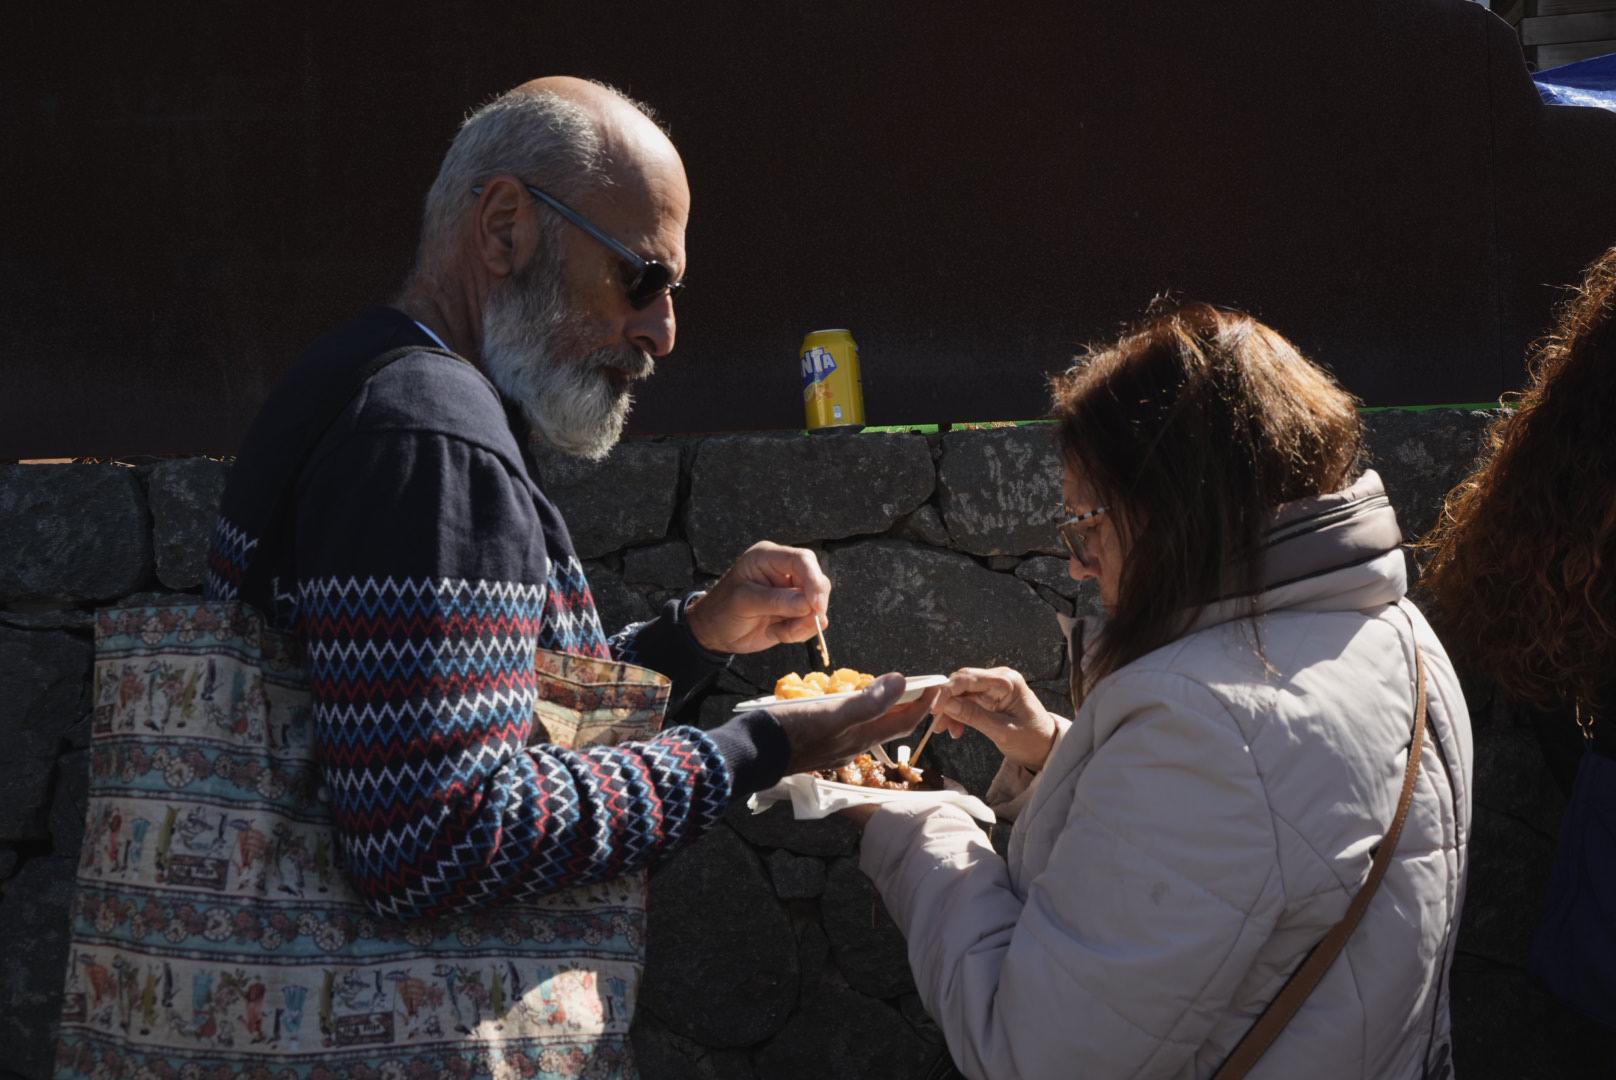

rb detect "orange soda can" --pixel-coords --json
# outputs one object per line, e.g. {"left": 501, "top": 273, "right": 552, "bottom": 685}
{"left": 800, "top": 329, "right": 866, "bottom": 432}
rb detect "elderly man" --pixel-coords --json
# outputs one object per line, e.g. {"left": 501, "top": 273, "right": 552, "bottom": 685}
{"left": 199, "top": 77, "right": 920, "bottom": 1071}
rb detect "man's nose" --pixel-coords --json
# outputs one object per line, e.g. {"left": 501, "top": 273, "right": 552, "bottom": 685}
{"left": 627, "top": 293, "right": 677, "bottom": 358}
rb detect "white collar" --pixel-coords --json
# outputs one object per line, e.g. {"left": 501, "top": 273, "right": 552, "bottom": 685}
{"left": 412, "top": 319, "right": 451, "bottom": 353}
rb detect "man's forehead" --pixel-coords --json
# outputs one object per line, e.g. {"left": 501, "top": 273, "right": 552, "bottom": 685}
{"left": 577, "top": 164, "right": 689, "bottom": 272}
{"left": 595, "top": 106, "right": 686, "bottom": 197}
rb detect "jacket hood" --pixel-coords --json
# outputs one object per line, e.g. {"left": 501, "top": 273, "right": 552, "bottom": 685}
{"left": 1187, "top": 468, "right": 1406, "bottom": 634}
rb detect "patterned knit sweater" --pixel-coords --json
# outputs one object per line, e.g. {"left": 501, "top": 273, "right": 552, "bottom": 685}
{"left": 204, "top": 307, "right": 788, "bottom": 921}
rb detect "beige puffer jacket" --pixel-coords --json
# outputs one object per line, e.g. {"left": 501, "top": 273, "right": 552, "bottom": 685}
{"left": 860, "top": 472, "right": 1472, "bottom": 1079}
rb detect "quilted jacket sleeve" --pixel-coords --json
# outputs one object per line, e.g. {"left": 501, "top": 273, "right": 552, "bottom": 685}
{"left": 859, "top": 670, "right": 1285, "bottom": 1080}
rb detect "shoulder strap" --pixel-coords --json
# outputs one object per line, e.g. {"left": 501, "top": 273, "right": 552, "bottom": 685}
{"left": 237, "top": 345, "right": 464, "bottom": 603}
{"left": 1213, "top": 625, "right": 1429, "bottom": 1079}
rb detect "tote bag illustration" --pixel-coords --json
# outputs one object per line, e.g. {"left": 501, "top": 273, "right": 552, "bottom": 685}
{"left": 55, "top": 597, "right": 669, "bottom": 1080}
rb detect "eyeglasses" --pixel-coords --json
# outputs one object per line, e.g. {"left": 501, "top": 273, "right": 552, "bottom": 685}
{"left": 1056, "top": 505, "right": 1108, "bottom": 567}
{"left": 471, "top": 181, "right": 685, "bottom": 310}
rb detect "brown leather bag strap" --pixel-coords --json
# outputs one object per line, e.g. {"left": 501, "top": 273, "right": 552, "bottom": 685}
{"left": 1213, "top": 637, "right": 1428, "bottom": 1079}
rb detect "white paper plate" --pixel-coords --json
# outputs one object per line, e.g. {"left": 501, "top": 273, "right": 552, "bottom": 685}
{"left": 748, "top": 772, "right": 996, "bottom": 823}
{"left": 732, "top": 673, "right": 948, "bottom": 712}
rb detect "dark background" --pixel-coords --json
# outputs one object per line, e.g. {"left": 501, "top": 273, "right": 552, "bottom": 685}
{"left": 4, "top": 0, "right": 1616, "bottom": 458}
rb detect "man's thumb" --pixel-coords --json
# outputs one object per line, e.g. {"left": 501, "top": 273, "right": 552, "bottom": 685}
{"left": 846, "top": 672, "right": 906, "bottom": 719}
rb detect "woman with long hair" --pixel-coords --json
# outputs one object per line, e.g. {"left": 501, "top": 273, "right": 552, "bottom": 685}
{"left": 848, "top": 303, "right": 1472, "bottom": 1078}
{"left": 1419, "top": 245, "right": 1616, "bottom": 781}
{"left": 1418, "top": 245, "right": 1616, "bottom": 1042}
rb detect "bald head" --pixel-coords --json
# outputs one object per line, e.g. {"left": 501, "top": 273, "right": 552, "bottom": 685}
{"left": 511, "top": 75, "right": 665, "bottom": 139}
{"left": 410, "top": 77, "right": 686, "bottom": 277}
{"left": 508, "top": 77, "right": 688, "bottom": 235}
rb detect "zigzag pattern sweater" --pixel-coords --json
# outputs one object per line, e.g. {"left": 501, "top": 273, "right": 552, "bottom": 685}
{"left": 205, "top": 308, "right": 788, "bottom": 921}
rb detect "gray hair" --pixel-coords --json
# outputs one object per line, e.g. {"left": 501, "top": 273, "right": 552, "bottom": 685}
{"left": 411, "top": 82, "right": 665, "bottom": 275}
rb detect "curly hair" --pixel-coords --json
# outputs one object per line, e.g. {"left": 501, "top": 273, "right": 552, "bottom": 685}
{"left": 1417, "top": 244, "right": 1616, "bottom": 709}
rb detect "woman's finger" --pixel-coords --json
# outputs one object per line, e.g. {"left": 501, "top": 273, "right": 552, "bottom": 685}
{"left": 943, "top": 668, "right": 1017, "bottom": 707}
{"left": 935, "top": 687, "right": 1003, "bottom": 720}
{"left": 945, "top": 667, "right": 998, "bottom": 691}
{"left": 938, "top": 694, "right": 1013, "bottom": 736}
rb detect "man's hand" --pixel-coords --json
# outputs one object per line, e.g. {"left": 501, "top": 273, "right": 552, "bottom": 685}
{"left": 686, "top": 541, "right": 831, "bottom": 655}
{"left": 932, "top": 667, "right": 1061, "bottom": 771}
{"left": 774, "top": 673, "right": 939, "bottom": 775}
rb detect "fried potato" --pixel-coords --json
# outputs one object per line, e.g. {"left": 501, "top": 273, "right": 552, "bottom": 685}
{"left": 773, "top": 672, "right": 815, "bottom": 699}
{"left": 772, "top": 668, "right": 877, "bottom": 700}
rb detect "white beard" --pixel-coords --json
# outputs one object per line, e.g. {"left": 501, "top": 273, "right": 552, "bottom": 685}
{"left": 480, "top": 251, "right": 653, "bottom": 462}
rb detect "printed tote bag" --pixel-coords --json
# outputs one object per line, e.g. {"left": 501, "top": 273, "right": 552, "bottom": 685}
{"left": 55, "top": 597, "right": 670, "bottom": 1080}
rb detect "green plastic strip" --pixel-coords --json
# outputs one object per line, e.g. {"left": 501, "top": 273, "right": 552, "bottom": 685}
{"left": 803, "top": 402, "right": 1504, "bottom": 435}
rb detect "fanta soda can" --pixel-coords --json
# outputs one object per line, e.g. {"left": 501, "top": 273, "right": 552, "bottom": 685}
{"left": 800, "top": 329, "right": 865, "bottom": 432}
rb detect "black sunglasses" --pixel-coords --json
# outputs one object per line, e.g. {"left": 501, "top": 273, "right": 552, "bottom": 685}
{"left": 471, "top": 181, "right": 685, "bottom": 310}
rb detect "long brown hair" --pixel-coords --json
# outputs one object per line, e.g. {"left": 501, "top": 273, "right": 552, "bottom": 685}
{"left": 1052, "top": 303, "right": 1363, "bottom": 686}
{"left": 1417, "top": 245, "right": 1616, "bottom": 710}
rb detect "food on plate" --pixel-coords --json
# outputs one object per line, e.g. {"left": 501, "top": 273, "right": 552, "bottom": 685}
{"left": 773, "top": 668, "right": 876, "bottom": 700}
{"left": 813, "top": 752, "right": 930, "bottom": 790}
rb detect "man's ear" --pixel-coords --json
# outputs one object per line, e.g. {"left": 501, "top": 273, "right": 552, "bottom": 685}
{"left": 473, "top": 175, "right": 536, "bottom": 281}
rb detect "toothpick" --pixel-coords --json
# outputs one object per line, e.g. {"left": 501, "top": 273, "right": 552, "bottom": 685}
{"left": 813, "top": 615, "right": 831, "bottom": 669}
{"left": 909, "top": 715, "right": 939, "bottom": 767}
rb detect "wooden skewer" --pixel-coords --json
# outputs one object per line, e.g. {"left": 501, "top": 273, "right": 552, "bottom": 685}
{"left": 909, "top": 714, "right": 940, "bottom": 767}
{"left": 813, "top": 615, "right": 831, "bottom": 669}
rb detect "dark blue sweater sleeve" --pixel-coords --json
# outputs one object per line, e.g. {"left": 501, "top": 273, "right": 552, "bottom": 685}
{"left": 611, "top": 599, "right": 791, "bottom": 798}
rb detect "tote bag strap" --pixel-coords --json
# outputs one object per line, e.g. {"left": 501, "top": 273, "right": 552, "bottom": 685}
{"left": 1213, "top": 619, "right": 1428, "bottom": 1079}
{"left": 237, "top": 344, "right": 465, "bottom": 603}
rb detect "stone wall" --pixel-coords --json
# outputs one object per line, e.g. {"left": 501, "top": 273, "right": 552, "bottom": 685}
{"left": 0, "top": 416, "right": 1607, "bottom": 1078}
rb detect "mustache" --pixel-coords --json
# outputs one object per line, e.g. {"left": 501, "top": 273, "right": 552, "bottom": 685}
{"left": 586, "top": 346, "right": 655, "bottom": 382}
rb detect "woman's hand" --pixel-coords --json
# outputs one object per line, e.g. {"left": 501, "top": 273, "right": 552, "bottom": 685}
{"left": 932, "top": 667, "right": 1060, "bottom": 771}
{"left": 836, "top": 803, "right": 881, "bottom": 828}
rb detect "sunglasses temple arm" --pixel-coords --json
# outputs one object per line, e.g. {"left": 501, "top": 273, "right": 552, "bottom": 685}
{"left": 522, "top": 185, "right": 648, "bottom": 270}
